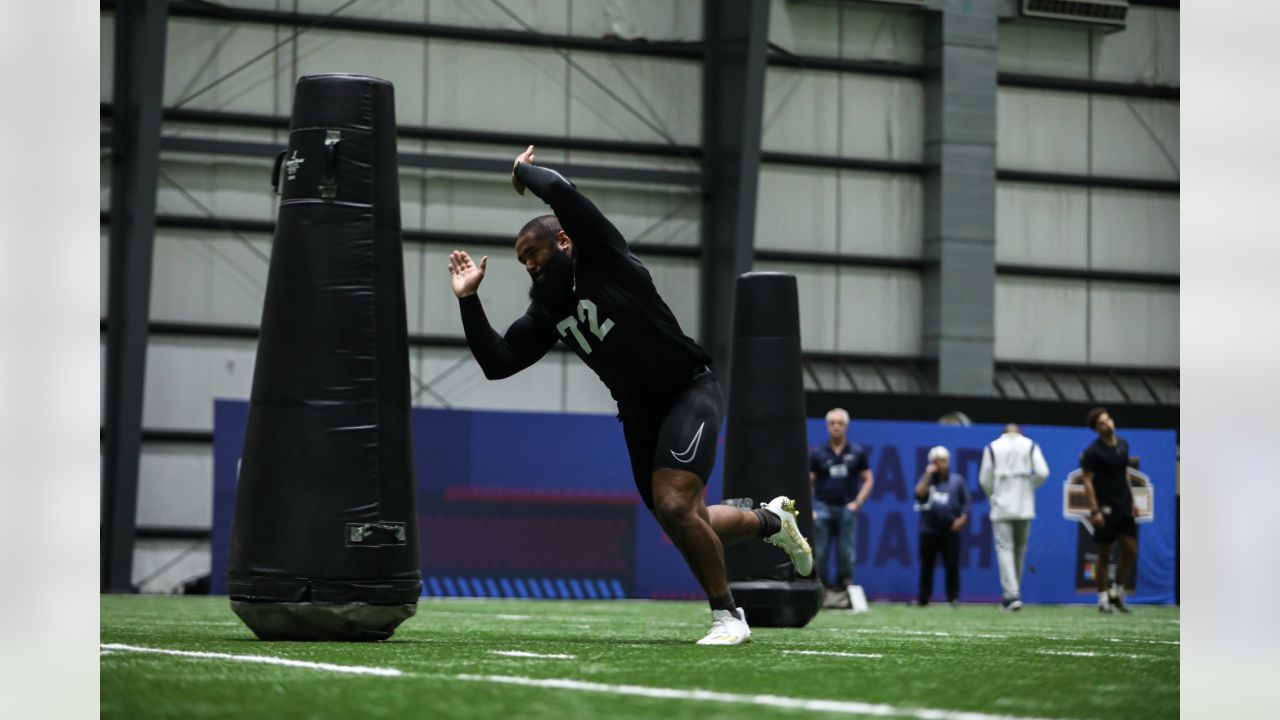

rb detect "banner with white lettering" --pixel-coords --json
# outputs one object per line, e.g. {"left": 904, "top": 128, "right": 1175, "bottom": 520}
{"left": 211, "top": 401, "right": 1177, "bottom": 604}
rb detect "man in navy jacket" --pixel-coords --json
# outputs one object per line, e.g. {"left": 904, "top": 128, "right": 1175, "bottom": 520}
{"left": 914, "top": 446, "right": 970, "bottom": 606}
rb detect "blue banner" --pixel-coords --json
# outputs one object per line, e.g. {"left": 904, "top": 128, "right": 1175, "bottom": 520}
{"left": 808, "top": 419, "right": 1177, "bottom": 605}
{"left": 212, "top": 400, "right": 1177, "bottom": 604}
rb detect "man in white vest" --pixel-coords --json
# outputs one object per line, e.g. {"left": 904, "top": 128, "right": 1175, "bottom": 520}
{"left": 978, "top": 423, "right": 1050, "bottom": 611}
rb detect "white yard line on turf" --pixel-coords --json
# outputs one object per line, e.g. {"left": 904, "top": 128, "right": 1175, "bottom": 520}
{"left": 843, "top": 628, "right": 955, "bottom": 637}
{"left": 99, "top": 644, "right": 1088, "bottom": 719}
{"left": 1037, "top": 650, "right": 1153, "bottom": 660}
{"left": 423, "top": 609, "right": 692, "bottom": 626}
{"left": 1041, "top": 636, "right": 1179, "bottom": 646}
{"left": 783, "top": 650, "right": 883, "bottom": 659}
{"left": 489, "top": 650, "right": 577, "bottom": 660}
{"left": 451, "top": 674, "right": 1074, "bottom": 720}
{"left": 1106, "top": 637, "right": 1179, "bottom": 646}
{"left": 840, "top": 628, "right": 1177, "bottom": 645}
{"left": 99, "top": 643, "right": 403, "bottom": 677}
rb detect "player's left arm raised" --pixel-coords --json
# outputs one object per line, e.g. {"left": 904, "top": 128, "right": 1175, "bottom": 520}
{"left": 511, "top": 145, "right": 628, "bottom": 255}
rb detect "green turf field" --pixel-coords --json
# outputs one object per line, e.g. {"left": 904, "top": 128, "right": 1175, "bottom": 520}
{"left": 101, "top": 595, "right": 1178, "bottom": 719}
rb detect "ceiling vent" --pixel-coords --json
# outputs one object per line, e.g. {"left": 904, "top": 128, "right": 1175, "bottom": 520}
{"left": 1021, "top": 0, "right": 1129, "bottom": 29}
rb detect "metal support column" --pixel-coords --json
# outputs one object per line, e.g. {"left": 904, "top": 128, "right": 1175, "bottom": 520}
{"left": 921, "top": 0, "right": 1000, "bottom": 395}
{"left": 700, "top": 0, "right": 771, "bottom": 384}
{"left": 102, "top": 0, "right": 169, "bottom": 592}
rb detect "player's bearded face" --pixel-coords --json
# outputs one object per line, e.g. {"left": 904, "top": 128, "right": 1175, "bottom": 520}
{"left": 528, "top": 243, "right": 574, "bottom": 307}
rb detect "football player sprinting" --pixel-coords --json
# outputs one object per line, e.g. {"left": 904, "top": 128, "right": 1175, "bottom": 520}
{"left": 448, "top": 146, "right": 813, "bottom": 645}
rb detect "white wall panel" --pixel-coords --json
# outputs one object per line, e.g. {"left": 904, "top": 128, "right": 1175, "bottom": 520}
{"left": 752, "top": 262, "right": 838, "bottom": 353}
{"left": 156, "top": 156, "right": 278, "bottom": 221}
{"left": 756, "top": 168, "right": 921, "bottom": 258}
{"left": 133, "top": 540, "right": 211, "bottom": 593}
{"left": 295, "top": 30, "right": 429, "bottom": 126}
{"left": 412, "top": 346, "right": 566, "bottom": 411}
{"left": 566, "top": 54, "right": 701, "bottom": 145}
{"left": 411, "top": 347, "right": 615, "bottom": 415}
{"left": 763, "top": 71, "right": 923, "bottom": 162}
{"left": 838, "top": 171, "right": 923, "bottom": 258}
{"left": 573, "top": 181, "right": 701, "bottom": 247}
{"left": 146, "top": 236, "right": 426, "bottom": 333}
{"left": 1093, "top": 7, "right": 1179, "bottom": 86}
{"left": 149, "top": 231, "right": 272, "bottom": 326}
{"left": 997, "top": 22, "right": 1090, "bottom": 79}
{"left": 838, "top": 75, "right": 924, "bottom": 162}
{"left": 399, "top": 154, "right": 429, "bottom": 232}
{"left": 403, "top": 243, "right": 426, "bottom": 335}
{"left": 419, "top": 245, "right": 528, "bottom": 338}
{"left": 423, "top": 170, "right": 545, "bottom": 236}
{"left": 995, "top": 277, "right": 1088, "bottom": 363}
{"left": 643, "top": 257, "right": 701, "bottom": 338}
{"left": 142, "top": 338, "right": 257, "bottom": 431}
{"left": 755, "top": 167, "right": 838, "bottom": 253}
{"left": 768, "top": 1, "right": 924, "bottom": 64}
{"left": 762, "top": 69, "right": 840, "bottom": 155}
{"left": 427, "top": 0, "right": 569, "bottom": 34}
{"left": 137, "top": 444, "right": 214, "bottom": 529}
{"left": 562, "top": 148, "right": 700, "bottom": 174}
{"left": 995, "top": 182, "right": 1088, "bottom": 267}
{"left": 1090, "top": 97, "right": 1179, "bottom": 180}
{"left": 420, "top": 171, "right": 697, "bottom": 244}
{"left": 745, "top": 263, "right": 921, "bottom": 356}
{"left": 768, "top": 0, "right": 840, "bottom": 57}
{"left": 221, "top": 0, "right": 426, "bottom": 23}
{"left": 426, "top": 42, "right": 568, "bottom": 135}
{"left": 996, "top": 89, "right": 1089, "bottom": 173}
{"left": 164, "top": 20, "right": 283, "bottom": 114}
{"left": 425, "top": 141, "right": 568, "bottom": 164}
{"left": 570, "top": 0, "right": 702, "bottom": 41}
{"left": 163, "top": 120, "right": 289, "bottom": 145}
{"left": 835, "top": 268, "right": 922, "bottom": 356}
{"left": 1089, "top": 189, "right": 1179, "bottom": 274}
{"left": 840, "top": 5, "right": 925, "bottom": 65}
{"left": 1088, "top": 283, "right": 1178, "bottom": 367}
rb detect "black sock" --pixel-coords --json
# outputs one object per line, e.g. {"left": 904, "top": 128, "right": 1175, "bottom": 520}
{"left": 709, "top": 592, "right": 736, "bottom": 613}
{"left": 753, "top": 507, "right": 782, "bottom": 538}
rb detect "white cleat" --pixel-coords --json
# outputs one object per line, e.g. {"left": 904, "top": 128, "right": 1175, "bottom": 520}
{"left": 697, "top": 607, "right": 751, "bottom": 646}
{"left": 762, "top": 496, "right": 814, "bottom": 577}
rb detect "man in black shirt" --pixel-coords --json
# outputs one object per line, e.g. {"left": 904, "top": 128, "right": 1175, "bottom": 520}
{"left": 913, "top": 446, "right": 970, "bottom": 607}
{"left": 809, "top": 408, "right": 874, "bottom": 606}
{"left": 447, "top": 146, "right": 813, "bottom": 645}
{"left": 1079, "top": 407, "right": 1140, "bottom": 613}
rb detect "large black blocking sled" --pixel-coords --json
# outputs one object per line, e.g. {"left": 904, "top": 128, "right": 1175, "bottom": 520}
{"left": 227, "top": 75, "right": 420, "bottom": 641}
{"left": 722, "top": 272, "right": 823, "bottom": 627}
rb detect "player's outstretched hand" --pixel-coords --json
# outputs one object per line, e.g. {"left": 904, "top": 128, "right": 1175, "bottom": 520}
{"left": 449, "top": 250, "right": 487, "bottom": 298}
{"left": 511, "top": 144, "right": 536, "bottom": 195}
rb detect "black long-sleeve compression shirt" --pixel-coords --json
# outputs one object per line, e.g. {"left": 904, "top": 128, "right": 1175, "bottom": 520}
{"left": 458, "top": 161, "right": 709, "bottom": 411}
{"left": 457, "top": 293, "right": 555, "bottom": 380}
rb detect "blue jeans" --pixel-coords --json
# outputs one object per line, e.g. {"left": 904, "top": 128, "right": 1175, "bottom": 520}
{"left": 813, "top": 499, "right": 857, "bottom": 588}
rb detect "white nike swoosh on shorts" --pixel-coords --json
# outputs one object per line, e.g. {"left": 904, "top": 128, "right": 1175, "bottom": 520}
{"left": 670, "top": 421, "right": 706, "bottom": 463}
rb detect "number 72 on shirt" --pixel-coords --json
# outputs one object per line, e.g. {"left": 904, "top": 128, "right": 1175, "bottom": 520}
{"left": 555, "top": 298, "right": 614, "bottom": 355}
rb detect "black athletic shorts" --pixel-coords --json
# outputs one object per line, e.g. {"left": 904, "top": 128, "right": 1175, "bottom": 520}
{"left": 1094, "top": 506, "right": 1138, "bottom": 543}
{"left": 620, "top": 367, "right": 723, "bottom": 510}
